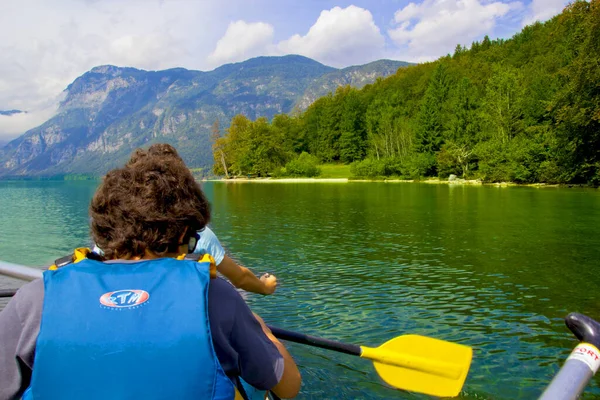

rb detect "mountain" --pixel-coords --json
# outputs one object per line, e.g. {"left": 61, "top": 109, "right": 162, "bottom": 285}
{"left": 0, "top": 55, "right": 410, "bottom": 177}
{"left": 295, "top": 60, "right": 412, "bottom": 110}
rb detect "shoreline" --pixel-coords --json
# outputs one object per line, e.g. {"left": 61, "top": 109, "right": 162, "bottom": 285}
{"left": 202, "top": 177, "right": 600, "bottom": 189}
{"left": 207, "top": 177, "right": 349, "bottom": 183}
{"left": 204, "top": 177, "right": 593, "bottom": 188}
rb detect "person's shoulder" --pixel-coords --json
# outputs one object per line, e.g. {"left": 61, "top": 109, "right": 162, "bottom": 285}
{"left": 200, "top": 226, "right": 218, "bottom": 241}
{"left": 12, "top": 279, "right": 44, "bottom": 324}
{"left": 15, "top": 279, "right": 44, "bottom": 304}
{"left": 207, "top": 278, "right": 248, "bottom": 338}
{"left": 207, "top": 278, "right": 250, "bottom": 317}
{"left": 209, "top": 277, "right": 239, "bottom": 299}
{"left": 202, "top": 226, "right": 215, "bottom": 235}
{"left": 196, "top": 226, "right": 225, "bottom": 264}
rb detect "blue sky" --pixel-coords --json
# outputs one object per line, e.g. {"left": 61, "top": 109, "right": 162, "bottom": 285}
{"left": 0, "top": 0, "right": 570, "bottom": 139}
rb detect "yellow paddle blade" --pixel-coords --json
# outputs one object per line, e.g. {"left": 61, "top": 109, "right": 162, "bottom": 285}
{"left": 360, "top": 334, "right": 472, "bottom": 397}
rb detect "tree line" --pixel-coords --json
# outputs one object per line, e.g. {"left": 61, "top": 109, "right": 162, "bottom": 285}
{"left": 213, "top": 1, "right": 600, "bottom": 185}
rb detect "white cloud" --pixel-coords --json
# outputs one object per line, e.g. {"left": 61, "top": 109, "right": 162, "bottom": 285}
{"left": 0, "top": 0, "right": 222, "bottom": 139}
{"left": 0, "top": 106, "right": 58, "bottom": 143}
{"left": 277, "top": 6, "right": 386, "bottom": 67}
{"left": 393, "top": 3, "right": 420, "bottom": 22}
{"left": 107, "top": 34, "right": 188, "bottom": 70}
{"left": 207, "top": 21, "right": 275, "bottom": 67}
{"left": 207, "top": 6, "right": 386, "bottom": 68}
{"left": 523, "top": 0, "right": 570, "bottom": 26}
{"left": 388, "top": 0, "right": 522, "bottom": 62}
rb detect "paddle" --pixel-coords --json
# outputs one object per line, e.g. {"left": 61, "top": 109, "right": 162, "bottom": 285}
{"left": 268, "top": 326, "right": 472, "bottom": 397}
{"left": 0, "top": 261, "right": 473, "bottom": 397}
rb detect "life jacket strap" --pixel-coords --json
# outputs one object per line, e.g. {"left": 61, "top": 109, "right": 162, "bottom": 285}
{"left": 178, "top": 253, "right": 217, "bottom": 278}
{"left": 49, "top": 248, "right": 218, "bottom": 278}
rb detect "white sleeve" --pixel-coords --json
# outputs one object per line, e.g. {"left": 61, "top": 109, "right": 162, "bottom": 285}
{"left": 193, "top": 226, "right": 225, "bottom": 265}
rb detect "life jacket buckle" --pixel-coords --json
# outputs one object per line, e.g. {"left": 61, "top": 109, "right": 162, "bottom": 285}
{"left": 178, "top": 253, "right": 217, "bottom": 279}
{"left": 53, "top": 255, "right": 73, "bottom": 268}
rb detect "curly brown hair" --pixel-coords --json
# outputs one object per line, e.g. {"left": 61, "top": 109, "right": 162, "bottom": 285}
{"left": 90, "top": 144, "right": 210, "bottom": 259}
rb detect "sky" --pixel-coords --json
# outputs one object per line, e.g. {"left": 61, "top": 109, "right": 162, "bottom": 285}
{"left": 0, "top": 0, "right": 571, "bottom": 141}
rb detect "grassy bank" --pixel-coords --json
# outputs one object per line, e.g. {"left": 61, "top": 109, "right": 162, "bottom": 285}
{"left": 206, "top": 162, "right": 596, "bottom": 188}
{"left": 317, "top": 164, "right": 352, "bottom": 179}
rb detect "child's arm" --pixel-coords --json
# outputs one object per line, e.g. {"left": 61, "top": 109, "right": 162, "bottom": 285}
{"left": 217, "top": 255, "right": 277, "bottom": 295}
{"left": 197, "top": 226, "right": 277, "bottom": 295}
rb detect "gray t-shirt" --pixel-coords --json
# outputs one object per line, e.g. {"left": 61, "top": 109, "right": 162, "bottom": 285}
{"left": 0, "top": 274, "right": 284, "bottom": 399}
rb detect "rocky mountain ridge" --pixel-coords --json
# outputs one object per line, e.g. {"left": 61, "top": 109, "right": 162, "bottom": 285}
{"left": 0, "top": 55, "right": 410, "bottom": 176}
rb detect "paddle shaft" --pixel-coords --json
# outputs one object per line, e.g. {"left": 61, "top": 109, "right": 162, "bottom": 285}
{"left": 268, "top": 326, "right": 361, "bottom": 356}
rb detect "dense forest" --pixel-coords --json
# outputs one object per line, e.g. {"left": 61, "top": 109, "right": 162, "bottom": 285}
{"left": 212, "top": 1, "right": 600, "bottom": 185}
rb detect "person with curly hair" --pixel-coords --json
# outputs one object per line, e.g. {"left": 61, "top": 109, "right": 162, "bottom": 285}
{"left": 0, "top": 144, "right": 301, "bottom": 400}
{"left": 94, "top": 144, "right": 278, "bottom": 295}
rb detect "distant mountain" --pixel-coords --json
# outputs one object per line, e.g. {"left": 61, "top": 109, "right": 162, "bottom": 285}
{"left": 295, "top": 60, "right": 413, "bottom": 110}
{"left": 0, "top": 55, "right": 409, "bottom": 177}
{"left": 0, "top": 110, "right": 26, "bottom": 116}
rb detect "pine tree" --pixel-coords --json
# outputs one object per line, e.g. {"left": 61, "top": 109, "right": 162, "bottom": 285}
{"left": 415, "top": 63, "right": 450, "bottom": 154}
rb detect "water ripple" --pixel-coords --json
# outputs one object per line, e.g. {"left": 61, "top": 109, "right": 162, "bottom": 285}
{"left": 2, "top": 181, "right": 600, "bottom": 399}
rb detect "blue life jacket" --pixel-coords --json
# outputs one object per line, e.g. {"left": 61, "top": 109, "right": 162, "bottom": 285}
{"left": 23, "top": 256, "right": 240, "bottom": 400}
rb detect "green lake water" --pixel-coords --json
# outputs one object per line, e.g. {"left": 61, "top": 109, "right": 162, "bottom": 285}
{"left": 1, "top": 180, "right": 600, "bottom": 399}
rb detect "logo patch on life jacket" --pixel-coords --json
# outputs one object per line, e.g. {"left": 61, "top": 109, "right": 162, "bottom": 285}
{"left": 99, "top": 290, "right": 150, "bottom": 308}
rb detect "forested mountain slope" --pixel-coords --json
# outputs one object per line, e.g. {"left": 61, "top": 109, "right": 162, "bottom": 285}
{"left": 215, "top": 1, "right": 600, "bottom": 185}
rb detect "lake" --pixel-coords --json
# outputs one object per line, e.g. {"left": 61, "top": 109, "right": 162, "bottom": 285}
{"left": 1, "top": 180, "right": 600, "bottom": 399}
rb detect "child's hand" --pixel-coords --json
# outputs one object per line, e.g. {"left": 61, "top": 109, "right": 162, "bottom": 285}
{"left": 260, "top": 273, "right": 277, "bottom": 295}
